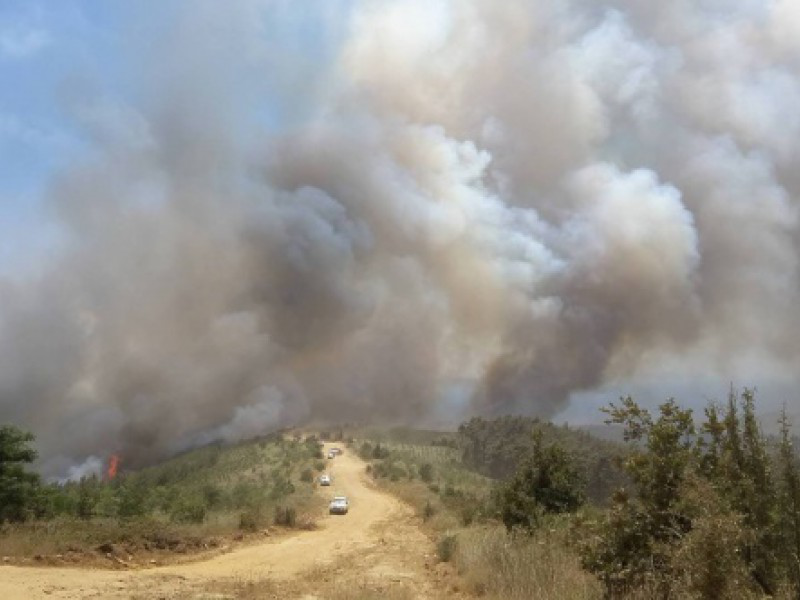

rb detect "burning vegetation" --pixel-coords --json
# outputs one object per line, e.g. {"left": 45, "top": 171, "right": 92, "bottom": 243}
{"left": 106, "top": 455, "right": 120, "bottom": 481}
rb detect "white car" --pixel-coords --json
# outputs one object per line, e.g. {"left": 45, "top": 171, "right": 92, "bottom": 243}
{"left": 319, "top": 474, "right": 331, "bottom": 486}
{"left": 327, "top": 451, "right": 335, "bottom": 459}
{"left": 329, "top": 496, "right": 349, "bottom": 515}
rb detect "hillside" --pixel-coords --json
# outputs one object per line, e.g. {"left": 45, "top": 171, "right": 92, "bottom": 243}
{"left": 0, "top": 442, "right": 464, "bottom": 599}
{"left": 0, "top": 433, "right": 325, "bottom": 565}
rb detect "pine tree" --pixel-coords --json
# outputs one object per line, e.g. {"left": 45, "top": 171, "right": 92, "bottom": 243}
{"left": 778, "top": 406, "right": 800, "bottom": 593}
{"left": 497, "top": 430, "right": 584, "bottom": 533}
{"left": 0, "top": 425, "right": 41, "bottom": 522}
{"left": 740, "top": 389, "right": 778, "bottom": 593}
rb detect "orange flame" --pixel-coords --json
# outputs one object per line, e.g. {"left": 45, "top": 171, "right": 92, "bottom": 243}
{"left": 107, "top": 454, "right": 120, "bottom": 480}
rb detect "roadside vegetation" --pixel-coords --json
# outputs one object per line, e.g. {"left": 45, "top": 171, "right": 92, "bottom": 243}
{"left": 348, "top": 423, "right": 603, "bottom": 598}
{"left": 0, "top": 429, "right": 325, "bottom": 563}
{"left": 351, "top": 389, "right": 800, "bottom": 599}
{"left": 5, "top": 389, "right": 800, "bottom": 598}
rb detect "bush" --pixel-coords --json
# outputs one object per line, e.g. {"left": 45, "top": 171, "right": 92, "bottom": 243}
{"left": 170, "top": 497, "right": 206, "bottom": 524}
{"left": 423, "top": 500, "right": 436, "bottom": 522}
{"left": 231, "top": 481, "right": 262, "bottom": 509}
{"left": 239, "top": 506, "right": 266, "bottom": 532}
{"left": 300, "top": 468, "right": 314, "bottom": 483}
{"left": 201, "top": 484, "right": 223, "bottom": 509}
{"left": 581, "top": 397, "right": 696, "bottom": 595}
{"left": 581, "top": 391, "right": 786, "bottom": 598}
{"left": 460, "top": 503, "right": 478, "bottom": 526}
{"left": 76, "top": 479, "right": 97, "bottom": 520}
{"left": 669, "top": 481, "right": 757, "bottom": 599}
{"left": 419, "top": 463, "right": 434, "bottom": 483}
{"left": 496, "top": 432, "right": 584, "bottom": 533}
{"left": 359, "top": 441, "right": 374, "bottom": 459}
{"left": 274, "top": 505, "right": 297, "bottom": 527}
{"left": 372, "top": 443, "right": 390, "bottom": 460}
{"left": 117, "top": 482, "right": 148, "bottom": 519}
{"left": 437, "top": 533, "right": 457, "bottom": 562}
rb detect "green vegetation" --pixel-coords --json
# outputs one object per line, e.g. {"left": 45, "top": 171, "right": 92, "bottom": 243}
{"left": 496, "top": 430, "right": 584, "bottom": 533}
{"left": 350, "top": 422, "right": 603, "bottom": 599}
{"left": 581, "top": 390, "right": 800, "bottom": 598}
{"left": 5, "top": 388, "right": 800, "bottom": 597}
{"left": 351, "top": 388, "right": 800, "bottom": 599}
{"left": 354, "top": 434, "right": 493, "bottom": 530}
{"left": 0, "top": 431, "right": 324, "bottom": 558}
{"left": 458, "top": 416, "right": 627, "bottom": 505}
{"left": 0, "top": 425, "right": 42, "bottom": 522}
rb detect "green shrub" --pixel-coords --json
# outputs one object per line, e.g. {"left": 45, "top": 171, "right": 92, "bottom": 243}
{"left": 419, "top": 463, "right": 434, "bottom": 483}
{"left": 497, "top": 431, "right": 584, "bottom": 533}
{"left": 581, "top": 391, "right": 784, "bottom": 598}
{"left": 359, "top": 441, "right": 374, "bottom": 459}
{"left": 300, "top": 468, "right": 314, "bottom": 483}
{"left": 239, "top": 506, "right": 266, "bottom": 531}
{"left": 170, "top": 497, "right": 206, "bottom": 524}
{"left": 437, "top": 533, "right": 457, "bottom": 562}
{"left": 274, "top": 505, "right": 297, "bottom": 527}
{"left": 460, "top": 503, "right": 477, "bottom": 526}
{"left": 231, "top": 481, "right": 262, "bottom": 509}
{"left": 76, "top": 480, "right": 97, "bottom": 520}
{"left": 423, "top": 500, "right": 436, "bottom": 522}
{"left": 372, "top": 443, "right": 390, "bottom": 459}
{"left": 201, "top": 484, "right": 223, "bottom": 509}
{"left": 117, "top": 482, "right": 148, "bottom": 519}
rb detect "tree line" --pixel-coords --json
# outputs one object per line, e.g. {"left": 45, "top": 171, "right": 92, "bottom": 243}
{"left": 0, "top": 430, "right": 317, "bottom": 525}
{"left": 468, "top": 390, "right": 800, "bottom": 599}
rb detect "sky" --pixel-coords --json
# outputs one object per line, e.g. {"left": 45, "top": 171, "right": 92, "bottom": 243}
{"left": 0, "top": 1, "right": 350, "bottom": 276}
{"left": 0, "top": 1, "right": 91, "bottom": 274}
{"left": 3, "top": 0, "right": 800, "bottom": 476}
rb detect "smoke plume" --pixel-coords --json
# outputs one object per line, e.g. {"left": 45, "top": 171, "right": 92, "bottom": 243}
{"left": 2, "top": 0, "right": 800, "bottom": 476}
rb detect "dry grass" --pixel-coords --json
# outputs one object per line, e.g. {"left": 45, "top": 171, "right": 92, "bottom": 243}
{"left": 451, "top": 525, "right": 602, "bottom": 600}
{"left": 378, "top": 479, "right": 462, "bottom": 530}
{"left": 359, "top": 432, "right": 602, "bottom": 599}
{"left": 199, "top": 567, "right": 417, "bottom": 600}
{"left": 0, "top": 516, "right": 231, "bottom": 558}
{"left": 323, "top": 585, "right": 417, "bottom": 600}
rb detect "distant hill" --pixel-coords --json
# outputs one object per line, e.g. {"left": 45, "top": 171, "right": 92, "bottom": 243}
{"left": 456, "top": 416, "right": 629, "bottom": 505}
{"left": 577, "top": 423, "right": 627, "bottom": 443}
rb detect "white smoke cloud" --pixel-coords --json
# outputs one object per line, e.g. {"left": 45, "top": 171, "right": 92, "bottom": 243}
{"left": 62, "top": 456, "right": 103, "bottom": 483}
{"left": 2, "top": 0, "right": 800, "bottom": 476}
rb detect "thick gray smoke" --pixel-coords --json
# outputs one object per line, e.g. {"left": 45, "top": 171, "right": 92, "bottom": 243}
{"left": 3, "top": 0, "right": 800, "bottom": 476}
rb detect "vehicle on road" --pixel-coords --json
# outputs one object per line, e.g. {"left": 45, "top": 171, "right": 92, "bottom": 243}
{"left": 330, "top": 447, "right": 343, "bottom": 455}
{"left": 327, "top": 451, "right": 335, "bottom": 459}
{"left": 329, "top": 496, "right": 349, "bottom": 515}
{"left": 319, "top": 474, "right": 331, "bottom": 486}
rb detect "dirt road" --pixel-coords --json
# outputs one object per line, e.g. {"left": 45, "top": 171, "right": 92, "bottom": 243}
{"left": 0, "top": 444, "right": 462, "bottom": 599}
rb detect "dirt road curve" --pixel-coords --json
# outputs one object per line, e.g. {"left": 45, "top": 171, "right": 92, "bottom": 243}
{"left": 0, "top": 444, "right": 462, "bottom": 599}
